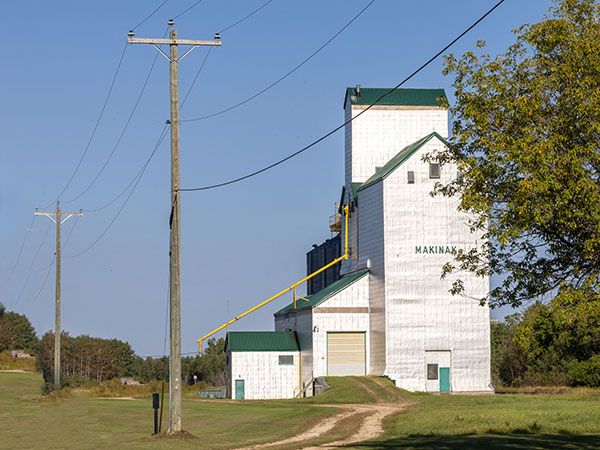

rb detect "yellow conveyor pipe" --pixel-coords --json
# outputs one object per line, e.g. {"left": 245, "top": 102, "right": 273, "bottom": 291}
{"left": 197, "top": 205, "right": 349, "bottom": 352}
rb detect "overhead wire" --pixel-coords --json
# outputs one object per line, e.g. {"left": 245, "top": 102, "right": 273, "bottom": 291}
{"left": 65, "top": 36, "right": 213, "bottom": 257}
{"left": 173, "top": 0, "right": 206, "bottom": 20}
{"left": 179, "top": 0, "right": 506, "bottom": 192}
{"left": 180, "top": 0, "right": 376, "bottom": 123}
{"left": 40, "top": 0, "right": 178, "bottom": 209}
{"left": 11, "top": 221, "right": 52, "bottom": 309}
{"left": 181, "top": 47, "right": 213, "bottom": 108}
{"left": 218, "top": 0, "right": 275, "bottom": 34}
{"left": 69, "top": 27, "right": 170, "bottom": 214}
{"left": 63, "top": 48, "right": 162, "bottom": 204}
{"left": 28, "top": 215, "right": 79, "bottom": 306}
{"left": 63, "top": 126, "right": 170, "bottom": 258}
{"left": 40, "top": 43, "right": 128, "bottom": 209}
{"left": 30, "top": 258, "right": 55, "bottom": 306}
{"left": 131, "top": 0, "right": 170, "bottom": 31}
{"left": 36, "top": 215, "right": 80, "bottom": 272}
{"left": 3, "top": 216, "right": 36, "bottom": 284}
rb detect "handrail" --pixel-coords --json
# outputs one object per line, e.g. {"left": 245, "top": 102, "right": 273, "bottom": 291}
{"left": 294, "top": 370, "right": 314, "bottom": 398}
{"left": 196, "top": 205, "right": 350, "bottom": 352}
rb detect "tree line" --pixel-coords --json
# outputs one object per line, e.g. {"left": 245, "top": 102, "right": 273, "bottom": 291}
{"left": 491, "top": 290, "right": 600, "bottom": 387}
{"left": 1, "top": 302, "right": 225, "bottom": 389}
{"left": 37, "top": 332, "right": 225, "bottom": 389}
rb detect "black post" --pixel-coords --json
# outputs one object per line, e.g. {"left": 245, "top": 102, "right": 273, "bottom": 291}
{"left": 152, "top": 393, "right": 160, "bottom": 434}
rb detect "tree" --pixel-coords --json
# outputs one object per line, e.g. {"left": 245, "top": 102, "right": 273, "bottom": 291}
{"left": 433, "top": 0, "right": 600, "bottom": 307}
{"left": 0, "top": 305, "right": 39, "bottom": 355}
{"left": 490, "top": 290, "right": 600, "bottom": 386}
{"left": 186, "top": 338, "right": 226, "bottom": 386}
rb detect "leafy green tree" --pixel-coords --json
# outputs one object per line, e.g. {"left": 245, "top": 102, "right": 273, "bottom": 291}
{"left": 433, "top": 0, "right": 600, "bottom": 307}
{"left": 494, "top": 289, "right": 600, "bottom": 386}
{"left": 0, "top": 305, "right": 39, "bottom": 355}
{"left": 186, "top": 338, "right": 225, "bottom": 386}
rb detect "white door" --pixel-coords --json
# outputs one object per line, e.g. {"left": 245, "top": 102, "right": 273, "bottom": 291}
{"left": 327, "top": 332, "right": 366, "bottom": 376}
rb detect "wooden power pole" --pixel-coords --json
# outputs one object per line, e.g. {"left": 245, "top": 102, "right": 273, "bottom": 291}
{"left": 35, "top": 202, "right": 83, "bottom": 390}
{"left": 127, "top": 21, "right": 221, "bottom": 433}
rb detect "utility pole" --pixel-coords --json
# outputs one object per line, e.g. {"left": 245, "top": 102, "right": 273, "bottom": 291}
{"left": 127, "top": 21, "right": 221, "bottom": 433}
{"left": 35, "top": 202, "right": 83, "bottom": 390}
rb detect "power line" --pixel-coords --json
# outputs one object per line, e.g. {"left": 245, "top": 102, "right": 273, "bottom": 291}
{"left": 11, "top": 221, "right": 52, "bottom": 309}
{"left": 132, "top": 0, "right": 170, "bottom": 31}
{"left": 40, "top": 43, "right": 128, "bottom": 209}
{"left": 3, "top": 216, "right": 36, "bottom": 284}
{"left": 81, "top": 40, "right": 211, "bottom": 215}
{"left": 64, "top": 28, "right": 213, "bottom": 257}
{"left": 30, "top": 258, "right": 55, "bottom": 306}
{"left": 63, "top": 48, "right": 162, "bottom": 204}
{"left": 180, "top": 0, "right": 376, "bottom": 123}
{"left": 181, "top": 48, "right": 213, "bottom": 108}
{"left": 173, "top": 0, "right": 206, "bottom": 20}
{"left": 218, "top": 0, "right": 275, "bottom": 34}
{"left": 37, "top": 216, "right": 79, "bottom": 271}
{"left": 64, "top": 127, "right": 170, "bottom": 258}
{"left": 62, "top": 216, "right": 80, "bottom": 251}
{"left": 179, "top": 0, "right": 506, "bottom": 192}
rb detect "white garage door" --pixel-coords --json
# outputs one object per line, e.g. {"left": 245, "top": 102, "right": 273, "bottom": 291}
{"left": 327, "top": 332, "right": 366, "bottom": 376}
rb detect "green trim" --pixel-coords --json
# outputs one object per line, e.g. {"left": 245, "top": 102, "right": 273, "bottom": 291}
{"left": 235, "top": 379, "right": 245, "bottom": 400}
{"left": 227, "top": 331, "right": 299, "bottom": 352}
{"left": 440, "top": 367, "right": 451, "bottom": 391}
{"left": 427, "top": 363, "right": 439, "bottom": 380}
{"left": 350, "top": 183, "right": 361, "bottom": 202}
{"left": 344, "top": 87, "right": 447, "bottom": 109}
{"left": 274, "top": 270, "right": 369, "bottom": 315}
{"left": 278, "top": 355, "right": 294, "bottom": 365}
{"left": 358, "top": 132, "right": 450, "bottom": 192}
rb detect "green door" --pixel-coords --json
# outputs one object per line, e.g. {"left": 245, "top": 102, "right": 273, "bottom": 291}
{"left": 235, "top": 379, "right": 245, "bottom": 400}
{"left": 439, "top": 368, "right": 450, "bottom": 392}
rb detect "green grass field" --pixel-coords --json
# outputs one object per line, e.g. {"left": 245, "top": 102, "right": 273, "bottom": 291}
{"left": 0, "top": 372, "right": 333, "bottom": 449}
{"left": 1, "top": 372, "right": 600, "bottom": 449}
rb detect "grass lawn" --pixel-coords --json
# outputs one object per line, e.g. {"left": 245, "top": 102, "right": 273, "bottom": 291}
{"left": 2, "top": 372, "right": 600, "bottom": 449}
{"left": 356, "top": 389, "right": 600, "bottom": 449}
{"left": 0, "top": 372, "right": 334, "bottom": 450}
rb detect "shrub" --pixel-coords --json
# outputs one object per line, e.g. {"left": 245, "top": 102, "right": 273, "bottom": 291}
{"left": 567, "top": 355, "right": 600, "bottom": 387}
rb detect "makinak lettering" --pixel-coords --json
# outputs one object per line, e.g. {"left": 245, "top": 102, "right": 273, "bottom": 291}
{"left": 415, "top": 245, "right": 457, "bottom": 254}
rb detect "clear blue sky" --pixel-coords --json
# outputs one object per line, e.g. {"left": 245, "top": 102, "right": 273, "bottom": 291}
{"left": 0, "top": 0, "right": 554, "bottom": 356}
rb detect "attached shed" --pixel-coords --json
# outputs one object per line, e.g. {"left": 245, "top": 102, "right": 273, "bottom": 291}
{"left": 226, "top": 331, "right": 300, "bottom": 400}
{"left": 275, "top": 270, "right": 370, "bottom": 391}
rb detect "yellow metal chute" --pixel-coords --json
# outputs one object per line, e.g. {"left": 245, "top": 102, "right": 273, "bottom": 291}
{"left": 197, "top": 205, "right": 350, "bottom": 352}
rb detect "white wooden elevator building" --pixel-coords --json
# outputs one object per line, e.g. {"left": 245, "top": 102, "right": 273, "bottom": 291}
{"left": 226, "top": 87, "right": 492, "bottom": 399}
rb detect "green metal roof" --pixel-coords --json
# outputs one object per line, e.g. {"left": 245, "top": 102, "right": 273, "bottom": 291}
{"left": 345, "top": 87, "right": 447, "bottom": 108}
{"left": 227, "top": 331, "right": 299, "bottom": 352}
{"left": 350, "top": 183, "right": 361, "bottom": 201}
{"left": 275, "top": 270, "right": 369, "bottom": 315}
{"left": 358, "top": 132, "right": 450, "bottom": 191}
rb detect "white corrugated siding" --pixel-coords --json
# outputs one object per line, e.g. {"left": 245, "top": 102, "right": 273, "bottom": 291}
{"left": 346, "top": 105, "right": 447, "bottom": 185}
{"left": 380, "top": 139, "right": 491, "bottom": 392}
{"left": 229, "top": 350, "right": 299, "bottom": 399}
{"left": 274, "top": 309, "right": 313, "bottom": 392}
{"left": 357, "top": 182, "right": 386, "bottom": 375}
{"left": 327, "top": 332, "right": 366, "bottom": 375}
{"left": 312, "top": 273, "right": 370, "bottom": 377}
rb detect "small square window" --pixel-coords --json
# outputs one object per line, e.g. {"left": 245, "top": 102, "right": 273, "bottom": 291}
{"left": 407, "top": 171, "right": 415, "bottom": 184}
{"left": 427, "top": 364, "right": 438, "bottom": 380}
{"left": 429, "top": 163, "right": 440, "bottom": 179}
{"left": 279, "top": 355, "right": 293, "bottom": 365}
